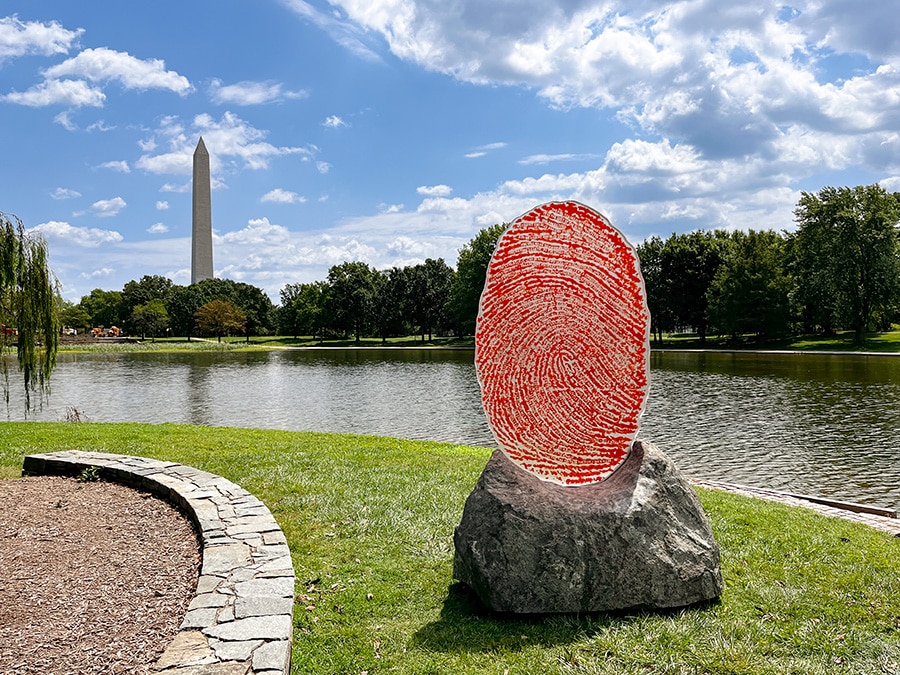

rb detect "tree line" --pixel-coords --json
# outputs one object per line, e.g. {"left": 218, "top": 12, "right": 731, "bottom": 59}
{"left": 49, "top": 183, "right": 900, "bottom": 346}
{"left": 55, "top": 223, "right": 507, "bottom": 343}
{"left": 638, "top": 184, "right": 900, "bottom": 345}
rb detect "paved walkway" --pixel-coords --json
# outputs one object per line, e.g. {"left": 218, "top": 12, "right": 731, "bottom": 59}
{"left": 23, "top": 451, "right": 295, "bottom": 675}
{"left": 692, "top": 478, "right": 900, "bottom": 537}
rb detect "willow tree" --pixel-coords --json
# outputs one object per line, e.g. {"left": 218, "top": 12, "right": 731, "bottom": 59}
{"left": 1, "top": 212, "right": 59, "bottom": 407}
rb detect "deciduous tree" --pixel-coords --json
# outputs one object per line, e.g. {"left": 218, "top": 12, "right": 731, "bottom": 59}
{"left": 792, "top": 184, "right": 900, "bottom": 342}
{"left": 326, "top": 261, "right": 380, "bottom": 341}
{"left": 706, "top": 230, "right": 794, "bottom": 342}
{"left": 195, "top": 299, "right": 246, "bottom": 342}
{"left": 447, "top": 223, "right": 506, "bottom": 336}
{"left": 131, "top": 299, "right": 169, "bottom": 340}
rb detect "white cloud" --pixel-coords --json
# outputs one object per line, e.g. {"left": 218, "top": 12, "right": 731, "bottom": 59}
{"left": 160, "top": 181, "right": 191, "bottom": 193}
{"left": 416, "top": 184, "right": 452, "bottom": 197}
{"left": 51, "top": 187, "right": 81, "bottom": 200}
{"left": 29, "top": 220, "right": 123, "bottom": 247}
{"left": 316, "top": 161, "right": 331, "bottom": 174}
{"left": 261, "top": 188, "right": 306, "bottom": 204}
{"left": 99, "top": 160, "right": 130, "bottom": 173}
{"left": 155, "top": 200, "right": 169, "bottom": 210}
{"left": 465, "top": 142, "right": 506, "bottom": 158}
{"left": 280, "top": 0, "right": 383, "bottom": 62}
{"left": 91, "top": 196, "right": 126, "bottom": 217}
{"left": 323, "top": 115, "right": 347, "bottom": 128}
{"left": 136, "top": 111, "right": 314, "bottom": 174}
{"left": 325, "top": 0, "right": 900, "bottom": 181}
{"left": 147, "top": 222, "right": 168, "bottom": 234}
{"left": 519, "top": 153, "right": 602, "bottom": 166}
{"left": 0, "top": 15, "right": 82, "bottom": 61}
{"left": 43, "top": 47, "right": 191, "bottom": 94}
{"left": 210, "top": 78, "right": 307, "bottom": 105}
{"left": 81, "top": 267, "right": 115, "bottom": 279}
{"left": 3, "top": 78, "right": 105, "bottom": 107}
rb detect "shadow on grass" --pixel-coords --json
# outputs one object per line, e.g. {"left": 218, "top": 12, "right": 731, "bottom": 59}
{"left": 412, "top": 582, "right": 719, "bottom": 654}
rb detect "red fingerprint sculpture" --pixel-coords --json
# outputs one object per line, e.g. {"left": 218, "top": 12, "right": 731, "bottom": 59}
{"left": 475, "top": 201, "right": 650, "bottom": 485}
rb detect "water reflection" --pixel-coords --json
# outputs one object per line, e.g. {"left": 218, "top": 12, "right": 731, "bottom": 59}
{"left": 5, "top": 348, "right": 899, "bottom": 509}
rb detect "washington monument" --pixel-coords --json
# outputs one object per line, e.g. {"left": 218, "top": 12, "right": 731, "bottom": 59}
{"left": 191, "top": 136, "right": 214, "bottom": 284}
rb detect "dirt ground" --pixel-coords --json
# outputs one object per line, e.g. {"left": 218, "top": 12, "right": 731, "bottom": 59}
{"left": 0, "top": 475, "right": 201, "bottom": 675}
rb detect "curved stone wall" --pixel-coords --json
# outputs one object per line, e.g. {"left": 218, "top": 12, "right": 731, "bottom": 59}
{"left": 22, "top": 450, "right": 295, "bottom": 674}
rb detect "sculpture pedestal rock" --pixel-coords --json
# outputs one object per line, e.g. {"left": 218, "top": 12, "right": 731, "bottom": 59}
{"left": 453, "top": 440, "right": 723, "bottom": 614}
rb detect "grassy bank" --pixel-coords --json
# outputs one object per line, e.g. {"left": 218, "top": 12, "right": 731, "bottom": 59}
{"left": 655, "top": 329, "right": 900, "bottom": 353}
{"left": 2, "top": 422, "right": 898, "bottom": 674}
{"left": 56, "top": 330, "right": 900, "bottom": 354}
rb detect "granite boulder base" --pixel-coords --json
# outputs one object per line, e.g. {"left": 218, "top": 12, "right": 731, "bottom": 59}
{"left": 453, "top": 440, "right": 723, "bottom": 614}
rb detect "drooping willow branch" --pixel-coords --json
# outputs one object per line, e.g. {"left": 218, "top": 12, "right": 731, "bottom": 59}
{"left": 0, "top": 212, "right": 59, "bottom": 409}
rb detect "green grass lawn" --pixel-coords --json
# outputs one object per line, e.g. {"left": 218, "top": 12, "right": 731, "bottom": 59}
{"left": 655, "top": 329, "right": 900, "bottom": 353}
{"left": 58, "top": 330, "right": 900, "bottom": 354}
{"left": 1, "top": 422, "right": 898, "bottom": 674}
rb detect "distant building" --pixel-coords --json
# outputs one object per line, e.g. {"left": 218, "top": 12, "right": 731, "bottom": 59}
{"left": 192, "top": 136, "right": 214, "bottom": 284}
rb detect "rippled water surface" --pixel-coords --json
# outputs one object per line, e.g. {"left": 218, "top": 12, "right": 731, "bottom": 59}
{"left": 6, "top": 348, "right": 900, "bottom": 509}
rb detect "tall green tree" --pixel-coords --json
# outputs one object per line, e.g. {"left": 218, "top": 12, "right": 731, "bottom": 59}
{"left": 408, "top": 258, "right": 454, "bottom": 341}
{"left": 635, "top": 236, "right": 674, "bottom": 344}
{"left": 792, "top": 184, "right": 900, "bottom": 342}
{"left": 447, "top": 223, "right": 507, "bottom": 336}
{"left": 58, "top": 300, "right": 91, "bottom": 334}
{"left": 279, "top": 281, "right": 328, "bottom": 339}
{"left": 79, "top": 288, "right": 123, "bottom": 328}
{"left": 373, "top": 267, "right": 411, "bottom": 342}
{"left": 165, "top": 284, "right": 204, "bottom": 339}
{"left": 661, "top": 230, "right": 731, "bottom": 342}
{"left": 231, "top": 281, "right": 274, "bottom": 341}
{"left": 120, "top": 274, "right": 173, "bottom": 333}
{"left": 326, "top": 261, "right": 380, "bottom": 341}
{"left": 0, "top": 213, "right": 59, "bottom": 406}
{"left": 706, "top": 230, "right": 794, "bottom": 342}
{"left": 131, "top": 299, "right": 169, "bottom": 340}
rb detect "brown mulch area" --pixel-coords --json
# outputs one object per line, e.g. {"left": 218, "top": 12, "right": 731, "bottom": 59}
{"left": 0, "top": 476, "right": 201, "bottom": 675}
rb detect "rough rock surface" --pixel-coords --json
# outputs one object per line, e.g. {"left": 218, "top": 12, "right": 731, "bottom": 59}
{"left": 453, "top": 440, "right": 723, "bottom": 614}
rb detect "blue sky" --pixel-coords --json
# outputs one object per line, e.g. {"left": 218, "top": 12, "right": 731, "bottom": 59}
{"left": 2, "top": 1, "right": 899, "bottom": 302}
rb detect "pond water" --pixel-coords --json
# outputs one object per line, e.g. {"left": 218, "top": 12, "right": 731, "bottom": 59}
{"left": 5, "top": 348, "right": 900, "bottom": 509}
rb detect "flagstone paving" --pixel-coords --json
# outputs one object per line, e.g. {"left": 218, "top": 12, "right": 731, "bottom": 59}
{"left": 23, "top": 451, "right": 295, "bottom": 675}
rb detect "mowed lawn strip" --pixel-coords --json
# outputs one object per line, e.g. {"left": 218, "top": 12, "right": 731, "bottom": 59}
{"left": 1, "top": 422, "right": 898, "bottom": 675}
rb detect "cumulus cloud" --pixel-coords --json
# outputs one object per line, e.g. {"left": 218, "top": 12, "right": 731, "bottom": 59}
{"left": 155, "top": 200, "right": 169, "bottom": 210}
{"left": 0, "top": 15, "right": 82, "bottom": 61}
{"left": 147, "top": 222, "right": 168, "bottom": 234}
{"left": 210, "top": 79, "right": 307, "bottom": 105}
{"left": 99, "top": 160, "right": 130, "bottom": 173}
{"left": 29, "top": 220, "right": 123, "bottom": 247}
{"left": 3, "top": 45, "right": 191, "bottom": 111}
{"left": 261, "top": 188, "right": 306, "bottom": 204}
{"left": 3, "top": 78, "right": 105, "bottom": 107}
{"left": 91, "top": 196, "right": 126, "bottom": 217}
{"left": 51, "top": 187, "right": 81, "bottom": 200}
{"left": 323, "top": 115, "right": 347, "bottom": 128}
{"left": 81, "top": 267, "right": 115, "bottom": 279}
{"left": 136, "top": 111, "right": 314, "bottom": 174}
{"left": 316, "top": 161, "right": 331, "bottom": 174}
{"left": 417, "top": 184, "right": 452, "bottom": 197}
{"left": 43, "top": 47, "right": 191, "bottom": 94}
{"left": 321, "top": 0, "right": 900, "bottom": 180}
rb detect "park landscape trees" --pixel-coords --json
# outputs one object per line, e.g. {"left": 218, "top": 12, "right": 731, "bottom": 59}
{"left": 637, "top": 184, "right": 900, "bottom": 345}
{"left": 39, "top": 182, "right": 900, "bottom": 347}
